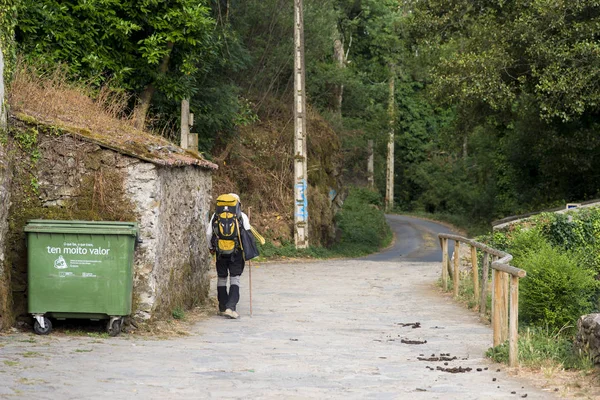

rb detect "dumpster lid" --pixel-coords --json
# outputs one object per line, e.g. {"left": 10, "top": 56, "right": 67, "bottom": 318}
{"left": 25, "top": 220, "right": 139, "bottom": 236}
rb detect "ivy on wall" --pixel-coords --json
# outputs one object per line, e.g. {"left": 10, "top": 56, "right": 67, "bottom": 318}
{"left": 0, "top": 0, "right": 18, "bottom": 83}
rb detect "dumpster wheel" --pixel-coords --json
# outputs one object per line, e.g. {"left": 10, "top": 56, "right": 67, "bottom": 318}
{"left": 33, "top": 316, "right": 52, "bottom": 335}
{"left": 107, "top": 317, "right": 122, "bottom": 337}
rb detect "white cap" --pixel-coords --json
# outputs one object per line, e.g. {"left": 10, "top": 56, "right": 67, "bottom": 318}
{"left": 229, "top": 193, "right": 241, "bottom": 203}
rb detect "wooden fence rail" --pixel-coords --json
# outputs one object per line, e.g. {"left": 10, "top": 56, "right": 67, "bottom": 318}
{"left": 438, "top": 233, "right": 526, "bottom": 367}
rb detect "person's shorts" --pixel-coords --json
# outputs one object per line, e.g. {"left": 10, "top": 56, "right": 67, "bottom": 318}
{"left": 216, "top": 251, "right": 245, "bottom": 277}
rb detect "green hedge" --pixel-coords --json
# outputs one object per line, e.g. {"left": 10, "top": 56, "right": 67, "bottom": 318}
{"left": 333, "top": 187, "right": 392, "bottom": 255}
{"left": 484, "top": 209, "right": 600, "bottom": 331}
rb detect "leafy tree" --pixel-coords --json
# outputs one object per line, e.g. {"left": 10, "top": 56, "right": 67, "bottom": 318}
{"left": 16, "top": 0, "right": 220, "bottom": 127}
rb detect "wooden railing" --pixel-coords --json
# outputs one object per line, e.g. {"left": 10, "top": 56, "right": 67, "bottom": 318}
{"left": 438, "top": 233, "right": 526, "bottom": 367}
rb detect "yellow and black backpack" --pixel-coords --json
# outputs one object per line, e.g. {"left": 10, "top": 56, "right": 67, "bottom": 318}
{"left": 212, "top": 194, "right": 243, "bottom": 257}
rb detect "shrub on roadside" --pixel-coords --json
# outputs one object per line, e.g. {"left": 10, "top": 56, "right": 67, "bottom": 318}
{"left": 333, "top": 187, "right": 392, "bottom": 254}
{"left": 512, "top": 231, "right": 599, "bottom": 330}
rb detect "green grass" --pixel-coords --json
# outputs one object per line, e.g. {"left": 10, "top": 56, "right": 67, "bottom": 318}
{"left": 3, "top": 360, "right": 19, "bottom": 367}
{"left": 172, "top": 307, "right": 185, "bottom": 320}
{"left": 74, "top": 348, "right": 93, "bottom": 353}
{"left": 21, "top": 351, "right": 42, "bottom": 358}
{"left": 487, "top": 326, "right": 593, "bottom": 370}
{"left": 256, "top": 233, "right": 393, "bottom": 261}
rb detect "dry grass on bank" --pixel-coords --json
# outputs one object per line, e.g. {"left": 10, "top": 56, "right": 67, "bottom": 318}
{"left": 511, "top": 366, "right": 600, "bottom": 399}
{"left": 7, "top": 60, "right": 213, "bottom": 167}
{"left": 8, "top": 61, "right": 136, "bottom": 136}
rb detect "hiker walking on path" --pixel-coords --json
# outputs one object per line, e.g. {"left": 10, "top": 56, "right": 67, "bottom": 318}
{"left": 206, "top": 193, "right": 253, "bottom": 319}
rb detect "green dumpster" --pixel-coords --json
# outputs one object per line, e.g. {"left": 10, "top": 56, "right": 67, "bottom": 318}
{"left": 25, "top": 220, "right": 139, "bottom": 336}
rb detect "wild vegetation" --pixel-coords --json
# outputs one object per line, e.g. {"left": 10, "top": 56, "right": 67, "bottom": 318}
{"left": 2, "top": 1, "right": 599, "bottom": 234}
{"left": 3, "top": 0, "right": 600, "bottom": 377}
{"left": 460, "top": 210, "right": 600, "bottom": 371}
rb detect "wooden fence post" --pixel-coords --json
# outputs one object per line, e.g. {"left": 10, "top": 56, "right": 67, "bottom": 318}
{"left": 501, "top": 271, "right": 510, "bottom": 342}
{"left": 479, "top": 252, "right": 489, "bottom": 317}
{"left": 509, "top": 275, "right": 520, "bottom": 367}
{"left": 471, "top": 245, "right": 479, "bottom": 306}
{"left": 442, "top": 238, "right": 448, "bottom": 291}
{"left": 492, "top": 269, "right": 502, "bottom": 346}
{"left": 453, "top": 241, "right": 460, "bottom": 297}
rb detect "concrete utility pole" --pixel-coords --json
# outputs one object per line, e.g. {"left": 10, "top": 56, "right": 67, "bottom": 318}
{"left": 385, "top": 65, "right": 395, "bottom": 212}
{"left": 294, "top": 0, "right": 309, "bottom": 248}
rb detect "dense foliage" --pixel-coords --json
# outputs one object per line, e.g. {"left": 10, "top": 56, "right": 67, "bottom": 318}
{"left": 485, "top": 210, "right": 600, "bottom": 331}
{"left": 401, "top": 1, "right": 600, "bottom": 227}
{"left": 0, "top": 0, "right": 18, "bottom": 82}
{"left": 9, "top": 0, "right": 600, "bottom": 232}
{"left": 333, "top": 187, "right": 392, "bottom": 254}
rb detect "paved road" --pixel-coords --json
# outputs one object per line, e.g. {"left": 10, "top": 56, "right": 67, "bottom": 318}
{"left": 0, "top": 216, "right": 556, "bottom": 399}
{"left": 367, "top": 215, "right": 457, "bottom": 262}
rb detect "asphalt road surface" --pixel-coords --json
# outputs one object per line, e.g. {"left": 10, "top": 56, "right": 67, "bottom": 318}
{"left": 0, "top": 215, "right": 556, "bottom": 399}
{"left": 366, "top": 215, "right": 456, "bottom": 262}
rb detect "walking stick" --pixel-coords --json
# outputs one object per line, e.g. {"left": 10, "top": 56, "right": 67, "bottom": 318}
{"left": 248, "top": 207, "right": 253, "bottom": 317}
{"left": 249, "top": 258, "right": 253, "bottom": 317}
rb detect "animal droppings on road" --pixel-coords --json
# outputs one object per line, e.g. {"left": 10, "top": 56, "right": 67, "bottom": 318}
{"left": 401, "top": 339, "right": 427, "bottom": 344}
{"left": 435, "top": 366, "right": 472, "bottom": 373}
{"left": 417, "top": 356, "right": 457, "bottom": 362}
{"left": 397, "top": 322, "right": 421, "bottom": 329}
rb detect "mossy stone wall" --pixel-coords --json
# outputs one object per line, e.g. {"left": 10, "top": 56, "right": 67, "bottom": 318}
{"left": 0, "top": 136, "right": 11, "bottom": 330}
{"left": 124, "top": 163, "right": 212, "bottom": 320}
{"left": 1, "top": 118, "right": 213, "bottom": 328}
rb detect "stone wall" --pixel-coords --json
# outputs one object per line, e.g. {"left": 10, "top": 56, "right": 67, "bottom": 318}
{"left": 575, "top": 313, "right": 600, "bottom": 365}
{"left": 4, "top": 123, "right": 213, "bottom": 324}
{"left": 125, "top": 164, "right": 212, "bottom": 319}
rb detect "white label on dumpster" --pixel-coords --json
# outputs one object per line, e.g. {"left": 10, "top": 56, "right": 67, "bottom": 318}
{"left": 54, "top": 256, "right": 68, "bottom": 269}
{"left": 47, "top": 242, "right": 111, "bottom": 270}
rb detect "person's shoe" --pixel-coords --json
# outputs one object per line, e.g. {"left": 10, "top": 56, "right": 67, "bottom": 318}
{"left": 224, "top": 309, "right": 239, "bottom": 319}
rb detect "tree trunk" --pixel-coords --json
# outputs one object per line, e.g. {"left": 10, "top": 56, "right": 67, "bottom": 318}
{"left": 385, "top": 65, "right": 395, "bottom": 212}
{"left": 367, "top": 139, "right": 374, "bottom": 189}
{"left": 333, "top": 38, "right": 345, "bottom": 117}
{"left": 133, "top": 41, "right": 174, "bottom": 130}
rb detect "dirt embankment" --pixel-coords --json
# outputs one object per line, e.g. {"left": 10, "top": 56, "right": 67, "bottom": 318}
{"left": 211, "top": 99, "right": 343, "bottom": 247}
